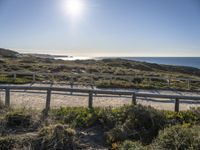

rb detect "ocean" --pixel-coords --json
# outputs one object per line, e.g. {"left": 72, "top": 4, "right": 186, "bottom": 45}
{"left": 124, "top": 57, "right": 200, "bottom": 69}
{"left": 55, "top": 57, "right": 200, "bottom": 69}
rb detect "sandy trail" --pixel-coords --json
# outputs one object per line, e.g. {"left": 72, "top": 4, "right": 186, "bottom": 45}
{"left": 0, "top": 83, "right": 200, "bottom": 111}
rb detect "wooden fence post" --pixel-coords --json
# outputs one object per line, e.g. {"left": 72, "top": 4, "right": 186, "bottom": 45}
{"left": 46, "top": 89, "right": 51, "bottom": 111}
{"left": 90, "top": 77, "right": 94, "bottom": 90}
{"left": 88, "top": 92, "right": 93, "bottom": 109}
{"left": 175, "top": 98, "right": 179, "bottom": 112}
{"left": 70, "top": 78, "right": 74, "bottom": 95}
{"left": 51, "top": 74, "right": 54, "bottom": 84}
{"left": 5, "top": 88, "right": 10, "bottom": 107}
{"left": 132, "top": 93, "right": 137, "bottom": 105}
{"left": 187, "top": 80, "right": 190, "bottom": 90}
{"left": 148, "top": 78, "right": 151, "bottom": 86}
{"left": 168, "top": 77, "right": 171, "bottom": 87}
{"left": 32, "top": 73, "right": 36, "bottom": 82}
{"left": 13, "top": 73, "right": 16, "bottom": 81}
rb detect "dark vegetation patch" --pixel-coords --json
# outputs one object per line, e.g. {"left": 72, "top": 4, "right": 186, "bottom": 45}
{"left": 0, "top": 48, "right": 19, "bottom": 58}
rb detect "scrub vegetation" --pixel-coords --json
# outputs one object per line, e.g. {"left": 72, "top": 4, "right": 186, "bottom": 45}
{"left": 1, "top": 102, "right": 200, "bottom": 149}
{"left": 1, "top": 48, "right": 200, "bottom": 90}
{"left": 1, "top": 49, "right": 200, "bottom": 149}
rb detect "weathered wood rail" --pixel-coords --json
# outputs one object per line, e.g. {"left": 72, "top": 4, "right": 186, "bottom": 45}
{"left": 1, "top": 71, "right": 200, "bottom": 90}
{"left": 0, "top": 85, "right": 200, "bottom": 113}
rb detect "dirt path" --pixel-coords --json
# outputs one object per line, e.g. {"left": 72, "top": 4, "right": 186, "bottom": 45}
{"left": 0, "top": 83, "right": 200, "bottom": 111}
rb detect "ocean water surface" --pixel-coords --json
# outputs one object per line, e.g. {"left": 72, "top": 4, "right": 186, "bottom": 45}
{"left": 124, "top": 57, "right": 200, "bottom": 69}
{"left": 55, "top": 57, "right": 200, "bottom": 69}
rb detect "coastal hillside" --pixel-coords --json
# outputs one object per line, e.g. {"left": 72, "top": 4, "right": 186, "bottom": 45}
{"left": 0, "top": 48, "right": 20, "bottom": 58}
{"left": 0, "top": 48, "right": 200, "bottom": 76}
{"left": 94, "top": 58, "right": 200, "bottom": 77}
{"left": 0, "top": 48, "right": 200, "bottom": 90}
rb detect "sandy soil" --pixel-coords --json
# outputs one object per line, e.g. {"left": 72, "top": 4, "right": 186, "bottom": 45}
{"left": 0, "top": 83, "right": 200, "bottom": 111}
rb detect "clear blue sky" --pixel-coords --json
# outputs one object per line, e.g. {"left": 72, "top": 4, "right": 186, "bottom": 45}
{"left": 0, "top": 0, "right": 200, "bottom": 56}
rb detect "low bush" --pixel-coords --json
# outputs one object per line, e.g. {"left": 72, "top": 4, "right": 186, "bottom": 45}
{"left": 119, "top": 140, "right": 147, "bottom": 150}
{"left": 96, "top": 79, "right": 135, "bottom": 89}
{"left": 5, "top": 111, "right": 32, "bottom": 128}
{"left": 0, "top": 135, "right": 33, "bottom": 150}
{"left": 52, "top": 105, "right": 168, "bottom": 144}
{"left": 0, "top": 76, "right": 31, "bottom": 84}
{"left": 2, "top": 105, "right": 200, "bottom": 149}
{"left": 0, "top": 100, "right": 5, "bottom": 110}
{"left": 153, "top": 125, "right": 200, "bottom": 150}
{"left": 97, "top": 106, "right": 127, "bottom": 129}
{"left": 164, "top": 109, "right": 200, "bottom": 125}
{"left": 105, "top": 105, "right": 166, "bottom": 144}
{"left": 0, "top": 136, "right": 16, "bottom": 150}
{"left": 3, "top": 109, "right": 41, "bottom": 133}
{"left": 51, "top": 107, "right": 99, "bottom": 127}
{"left": 33, "top": 124, "right": 76, "bottom": 150}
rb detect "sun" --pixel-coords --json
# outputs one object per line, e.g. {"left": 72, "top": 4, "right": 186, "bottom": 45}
{"left": 65, "top": 0, "right": 84, "bottom": 18}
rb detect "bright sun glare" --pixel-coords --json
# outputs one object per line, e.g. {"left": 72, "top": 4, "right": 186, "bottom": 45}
{"left": 65, "top": 0, "right": 84, "bottom": 18}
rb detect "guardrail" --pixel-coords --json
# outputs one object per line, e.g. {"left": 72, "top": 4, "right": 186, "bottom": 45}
{"left": 0, "top": 85, "right": 200, "bottom": 113}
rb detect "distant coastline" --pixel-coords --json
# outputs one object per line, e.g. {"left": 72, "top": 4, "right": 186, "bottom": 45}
{"left": 122, "top": 57, "right": 200, "bottom": 69}
{"left": 54, "top": 56, "right": 200, "bottom": 69}
{"left": 1, "top": 48, "right": 199, "bottom": 69}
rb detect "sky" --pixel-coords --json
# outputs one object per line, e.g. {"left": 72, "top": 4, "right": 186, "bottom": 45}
{"left": 0, "top": 0, "right": 200, "bottom": 57}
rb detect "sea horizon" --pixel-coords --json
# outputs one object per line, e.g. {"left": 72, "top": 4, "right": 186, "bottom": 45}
{"left": 55, "top": 56, "right": 200, "bottom": 69}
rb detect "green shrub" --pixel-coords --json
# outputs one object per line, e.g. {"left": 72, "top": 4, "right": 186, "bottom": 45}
{"left": 33, "top": 124, "right": 76, "bottom": 150}
{"left": 106, "top": 126, "right": 127, "bottom": 144}
{"left": 53, "top": 105, "right": 166, "bottom": 144}
{"left": 153, "top": 125, "right": 200, "bottom": 150}
{"left": 97, "top": 107, "right": 127, "bottom": 129}
{"left": 96, "top": 79, "right": 135, "bottom": 89}
{"left": 2, "top": 106, "right": 200, "bottom": 149}
{"left": 164, "top": 110, "right": 199, "bottom": 125}
{"left": 119, "top": 140, "right": 147, "bottom": 150}
{"left": 106, "top": 105, "right": 166, "bottom": 144}
{"left": 0, "top": 76, "right": 31, "bottom": 84}
{"left": 51, "top": 107, "right": 99, "bottom": 127}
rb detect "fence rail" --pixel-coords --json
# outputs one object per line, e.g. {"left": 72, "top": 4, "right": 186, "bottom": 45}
{"left": 1, "top": 71, "right": 200, "bottom": 90}
{"left": 0, "top": 85, "right": 200, "bottom": 113}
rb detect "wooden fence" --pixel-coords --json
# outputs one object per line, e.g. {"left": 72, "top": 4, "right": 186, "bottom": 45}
{"left": 0, "top": 85, "right": 200, "bottom": 113}
{"left": 1, "top": 71, "right": 200, "bottom": 89}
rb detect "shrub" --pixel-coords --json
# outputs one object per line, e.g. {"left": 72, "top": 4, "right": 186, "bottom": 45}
{"left": 51, "top": 107, "right": 99, "bottom": 127}
{"left": 153, "top": 125, "right": 200, "bottom": 150}
{"left": 52, "top": 106, "right": 166, "bottom": 144}
{"left": 164, "top": 110, "right": 200, "bottom": 125}
{"left": 119, "top": 140, "right": 147, "bottom": 150}
{"left": 0, "top": 135, "right": 33, "bottom": 150}
{"left": 106, "top": 105, "right": 166, "bottom": 144}
{"left": 33, "top": 124, "right": 76, "bottom": 150}
{"left": 5, "top": 111, "right": 32, "bottom": 128}
{"left": 96, "top": 79, "right": 135, "bottom": 89}
{"left": 106, "top": 126, "right": 127, "bottom": 144}
{"left": 97, "top": 107, "right": 126, "bottom": 129}
{"left": 0, "top": 100, "right": 4, "bottom": 110}
{"left": 0, "top": 136, "right": 16, "bottom": 150}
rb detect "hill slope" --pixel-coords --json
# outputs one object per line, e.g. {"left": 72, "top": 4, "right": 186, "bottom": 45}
{"left": 0, "top": 48, "right": 19, "bottom": 58}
